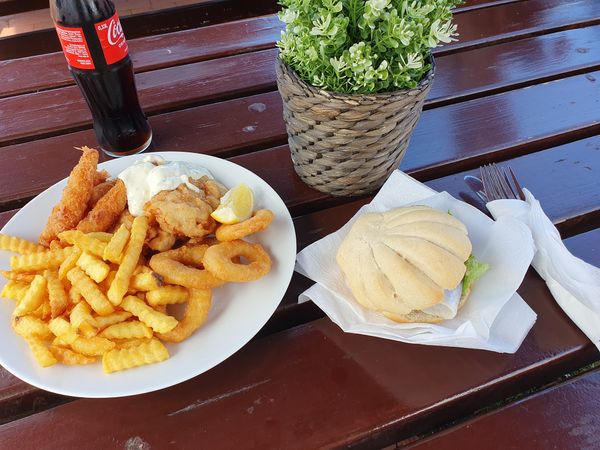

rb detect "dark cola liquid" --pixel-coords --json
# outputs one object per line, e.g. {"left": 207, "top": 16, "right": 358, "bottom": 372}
{"left": 71, "top": 60, "right": 152, "bottom": 156}
{"left": 50, "top": 0, "right": 152, "bottom": 156}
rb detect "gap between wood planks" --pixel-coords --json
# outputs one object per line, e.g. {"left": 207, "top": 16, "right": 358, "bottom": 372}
{"left": 0, "top": 171, "right": 598, "bottom": 431}
{"left": 1, "top": 70, "right": 599, "bottom": 219}
{"left": 2, "top": 0, "right": 600, "bottom": 100}
{"left": 396, "top": 360, "right": 600, "bottom": 449}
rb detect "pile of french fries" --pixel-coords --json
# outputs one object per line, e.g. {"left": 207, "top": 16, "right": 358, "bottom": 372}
{"left": 0, "top": 216, "right": 193, "bottom": 373}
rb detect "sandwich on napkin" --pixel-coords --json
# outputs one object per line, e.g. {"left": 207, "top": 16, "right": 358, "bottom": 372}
{"left": 336, "top": 205, "right": 489, "bottom": 323}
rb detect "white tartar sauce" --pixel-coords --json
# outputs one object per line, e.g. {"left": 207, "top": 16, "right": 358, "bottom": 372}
{"left": 118, "top": 155, "right": 213, "bottom": 216}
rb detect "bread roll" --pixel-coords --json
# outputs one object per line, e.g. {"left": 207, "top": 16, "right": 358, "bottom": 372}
{"left": 336, "top": 205, "right": 472, "bottom": 323}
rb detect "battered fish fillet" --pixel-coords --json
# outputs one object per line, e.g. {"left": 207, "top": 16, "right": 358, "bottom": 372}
{"left": 77, "top": 179, "right": 127, "bottom": 233}
{"left": 144, "top": 182, "right": 224, "bottom": 239}
{"left": 39, "top": 146, "right": 99, "bottom": 246}
{"left": 88, "top": 179, "right": 117, "bottom": 209}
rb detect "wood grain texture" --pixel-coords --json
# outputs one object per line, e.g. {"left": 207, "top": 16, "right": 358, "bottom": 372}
{"left": 0, "top": 15, "right": 283, "bottom": 99}
{"left": 3, "top": 24, "right": 600, "bottom": 149}
{"left": 0, "top": 48, "right": 279, "bottom": 146}
{"left": 0, "top": 226, "right": 597, "bottom": 448}
{"left": 4, "top": 2, "right": 600, "bottom": 101}
{"left": 442, "top": 0, "right": 600, "bottom": 55}
{"left": 408, "top": 367, "right": 600, "bottom": 449}
{"left": 0, "top": 0, "right": 279, "bottom": 61}
{"left": 0, "top": 147, "right": 598, "bottom": 429}
{"left": 428, "top": 24, "right": 600, "bottom": 107}
{"left": 1, "top": 69, "right": 599, "bottom": 214}
{"left": 0, "top": 0, "right": 47, "bottom": 16}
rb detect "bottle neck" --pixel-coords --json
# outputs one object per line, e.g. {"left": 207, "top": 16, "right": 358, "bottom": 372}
{"left": 50, "top": 0, "right": 115, "bottom": 27}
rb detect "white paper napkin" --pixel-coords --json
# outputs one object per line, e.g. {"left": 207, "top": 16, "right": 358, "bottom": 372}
{"left": 487, "top": 189, "right": 600, "bottom": 351}
{"left": 296, "top": 171, "right": 537, "bottom": 353}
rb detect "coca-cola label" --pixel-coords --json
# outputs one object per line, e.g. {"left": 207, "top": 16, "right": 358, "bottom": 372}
{"left": 95, "top": 12, "right": 128, "bottom": 65}
{"left": 54, "top": 24, "right": 95, "bottom": 70}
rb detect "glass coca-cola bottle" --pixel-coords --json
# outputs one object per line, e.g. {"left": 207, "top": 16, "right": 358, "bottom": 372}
{"left": 50, "top": 0, "right": 152, "bottom": 156}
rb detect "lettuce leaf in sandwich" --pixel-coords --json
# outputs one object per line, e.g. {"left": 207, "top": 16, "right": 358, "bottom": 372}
{"left": 462, "top": 255, "right": 490, "bottom": 297}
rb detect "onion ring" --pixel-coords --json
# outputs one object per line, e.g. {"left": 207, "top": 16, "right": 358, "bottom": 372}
{"left": 149, "top": 245, "right": 224, "bottom": 289}
{"left": 203, "top": 240, "right": 271, "bottom": 282}
{"left": 158, "top": 289, "right": 212, "bottom": 342}
{"left": 215, "top": 209, "right": 274, "bottom": 242}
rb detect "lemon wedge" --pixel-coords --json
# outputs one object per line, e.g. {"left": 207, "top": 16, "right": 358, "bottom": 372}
{"left": 211, "top": 183, "right": 254, "bottom": 224}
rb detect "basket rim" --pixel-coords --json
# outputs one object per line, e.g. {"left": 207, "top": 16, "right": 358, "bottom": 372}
{"left": 276, "top": 54, "right": 435, "bottom": 101}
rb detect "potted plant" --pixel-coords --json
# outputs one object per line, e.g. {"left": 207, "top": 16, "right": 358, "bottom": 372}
{"left": 276, "top": 0, "right": 461, "bottom": 196}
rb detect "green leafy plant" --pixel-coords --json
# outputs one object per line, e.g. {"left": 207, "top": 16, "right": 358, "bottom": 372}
{"left": 278, "top": 0, "right": 462, "bottom": 94}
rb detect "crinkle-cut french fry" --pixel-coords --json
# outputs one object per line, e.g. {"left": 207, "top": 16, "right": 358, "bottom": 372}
{"left": 70, "top": 335, "right": 115, "bottom": 356}
{"left": 1, "top": 280, "right": 30, "bottom": 301}
{"left": 100, "top": 321, "right": 153, "bottom": 339}
{"left": 14, "top": 275, "right": 47, "bottom": 316}
{"left": 103, "top": 224, "right": 129, "bottom": 264}
{"left": 0, "top": 233, "right": 45, "bottom": 254}
{"left": 44, "top": 270, "right": 69, "bottom": 318}
{"left": 58, "top": 230, "right": 106, "bottom": 258}
{"left": 107, "top": 216, "right": 148, "bottom": 306}
{"left": 12, "top": 315, "right": 53, "bottom": 340}
{"left": 92, "top": 311, "right": 132, "bottom": 330}
{"left": 102, "top": 338, "right": 169, "bottom": 373}
{"left": 52, "top": 336, "right": 68, "bottom": 347}
{"left": 31, "top": 300, "right": 51, "bottom": 321}
{"left": 76, "top": 251, "right": 110, "bottom": 283}
{"left": 146, "top": 286, "right": 188, "bottom": 306}
{"left": 49, "top": 346, "right": 96, "bottom": 365}
{"left": 11, "top": 247, "right": 74, "bottom": 272}
{"left": 58, "top": 247, "right": 81, "bottom": 280}
{"left": 67, "top": 267, "right": 114, "bottom": 316}
{"left": 114, "top": 338, "right": 153, "bottom": 349}
{"left": 68, "top": 284, "right": 82, "bottom": 305}
{"left": 130, "top": 272, "right": 164, "bottom": 292}
{"left": 26, "top": 337, "right": 57, "bottom": 368}
{"left": 70, "top": 301, "right": 97, "bottom": 337}
{"left": 99, "top": 270, "right": 117, "bottom": 294}
{"left": 121, "top": 295, "right": 177, "bottom": 333}
{"left": 86, "top": 232, "right": 112, "bottom": 243}
{"left": 49, "top": 317, "right": 78, "bottom": 344}
{"left": 1, "top": 271, "right": 35, "bottom": 283}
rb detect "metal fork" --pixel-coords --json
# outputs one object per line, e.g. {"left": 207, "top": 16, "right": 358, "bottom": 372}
{"left": 480, "top": 163, "right": 526, "bottom": 201}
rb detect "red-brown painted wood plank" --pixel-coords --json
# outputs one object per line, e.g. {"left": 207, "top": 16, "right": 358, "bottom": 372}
{"left": 408, "top": 366, "right": 600, "bottom": 449}
{"left": 4, "top": 24, "right": 600, "bottom": 149}
{"left": 0, "top": 0, "right": 537, "bottom": 99}
{"left": 0, "top": 91, "right": 286, "bottom": 211}
{"left": 0, "top": 139, "right": 599, "bottom": 427}
{"left": 0, "top": 48, "right": 279, "bottom": 146}
{"left": 0, "top": 15, "right": 282, "bottom": 99}
{"left": 2, "top": 69, "right": 599, "bottom": 215}
{"left": 429, "top": 24, "right": 600, "bottom": 107}
{"left": 263, "top": 135, "right": 600, "bottom": 247}
{"left": 0, "top": 0, "right": 47, "bottom": 16}
{"left": 0, "top": 227, "right": 597, "bottom": 448}
{"left": 0, "top": 0, "right": 279, "bottom": 61}
{"left": 232, "top": 72, "right": 600, "bottom": 216}
{"left": 0, "top": 210, "right": 16, "bottom": 228}
{"left": 404, "top": 71, "right": 600, "bottom": 179}
{"left": 442, "top": 0, "right": 600, "bottom": 56}
{"left": 454, "top": 0, "right": 522, "bottom": 13}
{"left": 4, "top": 0, "right": 600, "bottom": 101}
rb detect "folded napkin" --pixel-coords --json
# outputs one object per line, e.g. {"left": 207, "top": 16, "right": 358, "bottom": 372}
{"left": 487, "top": 189, "right": 600, "bottom": 351}
{"left": 296, "top": 171, "right": 537, "bottom": 353}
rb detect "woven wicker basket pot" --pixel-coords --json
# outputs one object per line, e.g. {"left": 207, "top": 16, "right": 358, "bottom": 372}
{"left": 276, "top": 57, "right": 434, "bottom": 196}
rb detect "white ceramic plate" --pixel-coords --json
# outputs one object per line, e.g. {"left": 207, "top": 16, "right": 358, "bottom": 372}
{"left": 0, "top": 152, "right": 296, "bottom": 398}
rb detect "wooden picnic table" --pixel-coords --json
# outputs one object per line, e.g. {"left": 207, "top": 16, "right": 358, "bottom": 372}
{"left": 0, "top": 0, "right": 599, "bottom": 448}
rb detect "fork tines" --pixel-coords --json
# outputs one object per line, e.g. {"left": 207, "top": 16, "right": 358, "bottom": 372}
{"left": 480, "top": 163, "right": 525, "bottom": 201}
